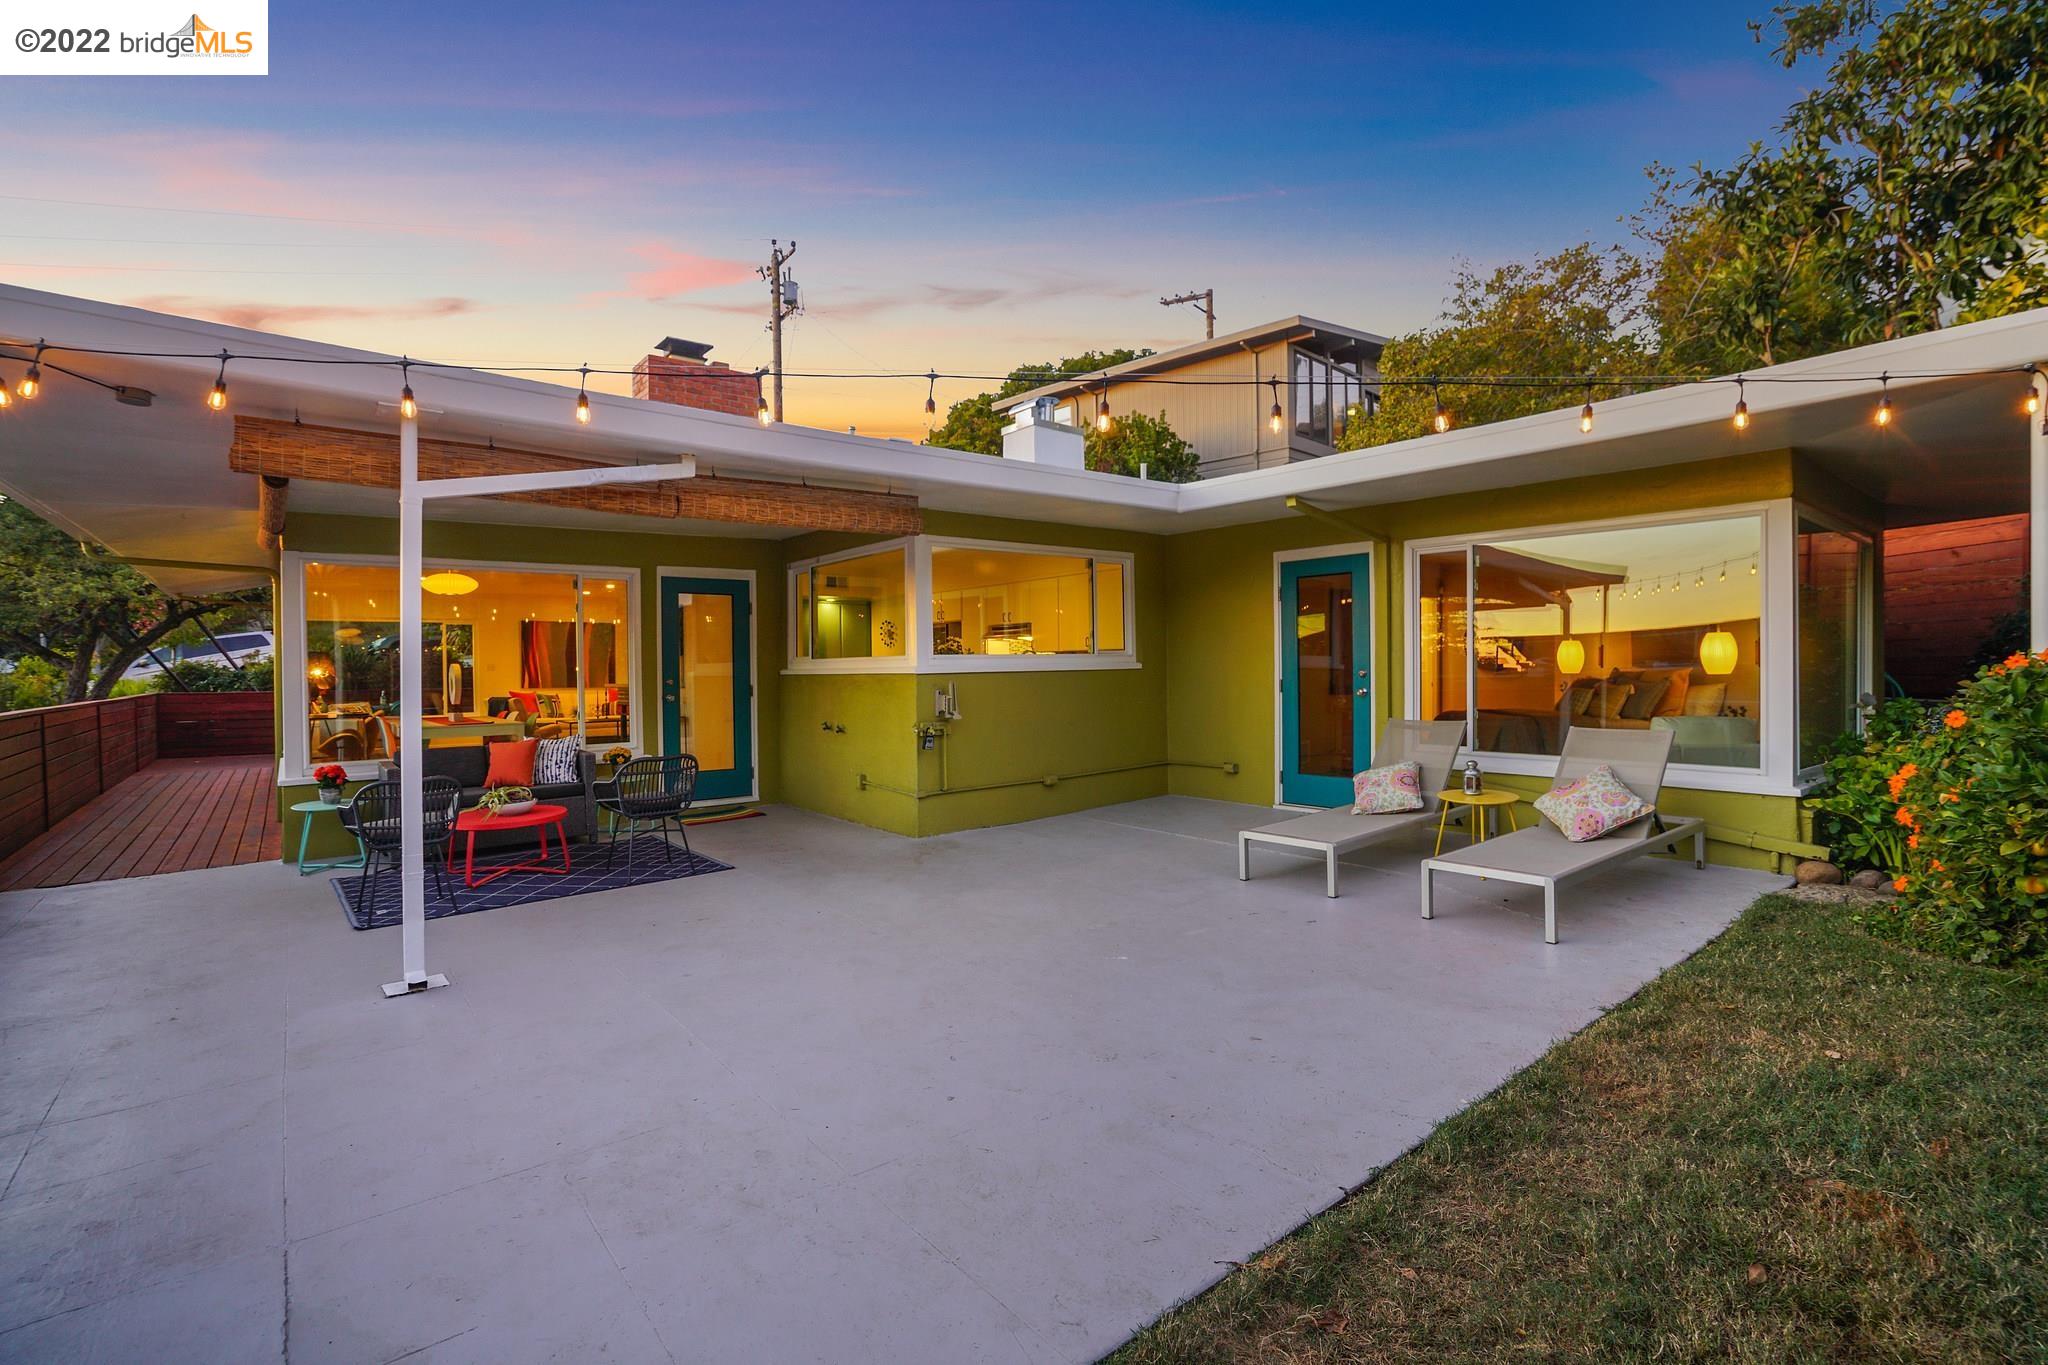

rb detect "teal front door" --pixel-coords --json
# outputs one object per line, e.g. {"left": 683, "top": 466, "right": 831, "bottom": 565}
{"left": 1280, "top": 553, "right": 1373, "bottom": 806}
{"left": 659, "top": 576, "right": 754, "bottom": 801}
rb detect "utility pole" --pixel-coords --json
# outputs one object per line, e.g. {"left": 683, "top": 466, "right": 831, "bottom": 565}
{"left": 1161, "top": 289, "right": 1215, "bottom": 340}
{"left": 759, "top": 240, "right": 800, "bottom": 421}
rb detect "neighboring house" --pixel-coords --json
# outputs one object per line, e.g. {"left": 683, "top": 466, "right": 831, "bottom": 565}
{"left": 1, "top": 285, "right": 2042, "bottom": 876}
{"left": 122, "top": 629, "right": 274, "bottom": 679}
{"left": 998, "top": 317, "right": 1385, "bottom": 477}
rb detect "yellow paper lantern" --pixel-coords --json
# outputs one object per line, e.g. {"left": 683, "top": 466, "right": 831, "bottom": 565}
{"left": 420, "top": 571, "right": 479, "bottom": 596}
{"left": 1555, "top": 637, "right": 1586, "bottom": 675}
{"left": 1699, "top": 628, "right": 1739, "bottom": 676}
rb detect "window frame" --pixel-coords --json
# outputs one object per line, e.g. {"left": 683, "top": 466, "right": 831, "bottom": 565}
{"left": 279, "top": 550, "right": 644, "bottom": 784}
{"left": 1791, "top": 504, "right": 1878, "bottom": 784}
{"left": 1403, "top": 500, "right": 1800, "bottom": 796}
{"left": 783, "top": 535, "right": 1139, "bottom": 675}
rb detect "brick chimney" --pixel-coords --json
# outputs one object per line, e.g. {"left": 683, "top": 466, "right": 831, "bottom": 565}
{"left": 631, "top": 337, "right": 759, "bottom": 418}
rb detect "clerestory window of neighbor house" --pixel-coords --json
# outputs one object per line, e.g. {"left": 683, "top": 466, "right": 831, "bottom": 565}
{"left": 1292, "top": 350, "right": 1369, "bottom": 447}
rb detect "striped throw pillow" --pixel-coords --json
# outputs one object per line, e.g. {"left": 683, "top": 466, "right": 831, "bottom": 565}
{"left": 533, "top": 737, "right": 582, "bottom": 786}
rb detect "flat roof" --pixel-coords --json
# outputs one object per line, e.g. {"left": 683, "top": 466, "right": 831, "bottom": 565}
{"left": 0, "top": 284, "right": 2041, "bottom": 595}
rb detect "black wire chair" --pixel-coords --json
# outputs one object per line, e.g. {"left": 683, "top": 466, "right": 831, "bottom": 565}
{"left": 339, "top": 776, "right": 462, "bottom": 923}
{"left": 594, "top": 755, "right": 700, "bottom": 873}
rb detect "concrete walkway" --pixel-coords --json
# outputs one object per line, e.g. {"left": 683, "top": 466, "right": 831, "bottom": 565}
{"left": 0, "top": 797, "right": 1783, "bottom": 1363}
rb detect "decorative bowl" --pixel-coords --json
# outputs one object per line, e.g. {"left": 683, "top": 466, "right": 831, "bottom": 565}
{"left": 488, "top": 798, "right": 536, "bottom": 817}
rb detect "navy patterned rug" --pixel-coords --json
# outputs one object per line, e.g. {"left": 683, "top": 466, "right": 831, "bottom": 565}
{"left": 330, "top": 834, "right": 733, "bottom": 930}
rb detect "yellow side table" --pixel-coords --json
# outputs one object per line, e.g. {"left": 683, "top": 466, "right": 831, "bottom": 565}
{"left": 1434, "top": 788, "right": 1520, "bottom": 855}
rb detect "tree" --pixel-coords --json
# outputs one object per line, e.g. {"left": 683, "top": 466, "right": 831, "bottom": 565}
{"left": 1085, "top": 410, "right": 1201, "bottom": 482}
{"left": 0, "top": 497, "right": 269, "bottom": 704}
{"left": 1654, "top": 0, "right": 2048, "bottom": 368}
{"left": 1338, "top": 245, "right": 1658, "bottom": 449}
{"left": 927, "top": 349, "right": 1152, "bottom": 456}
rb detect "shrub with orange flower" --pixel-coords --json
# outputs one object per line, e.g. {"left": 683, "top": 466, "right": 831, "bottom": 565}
{"left": 1815, "top": 652, "right": 2048, "bottom": 967}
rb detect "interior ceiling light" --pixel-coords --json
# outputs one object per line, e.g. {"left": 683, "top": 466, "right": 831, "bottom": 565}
{"left": 420, "top": 571, "right": 479, "bottom": 596}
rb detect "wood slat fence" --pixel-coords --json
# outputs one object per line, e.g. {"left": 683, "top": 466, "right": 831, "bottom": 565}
{"left": 0, "top": 692, "right": 274, "bottom": 864}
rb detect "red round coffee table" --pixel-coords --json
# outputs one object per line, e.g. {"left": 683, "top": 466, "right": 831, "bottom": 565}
{"left": 446, "top": 802, "right": 572, "bottom": 888}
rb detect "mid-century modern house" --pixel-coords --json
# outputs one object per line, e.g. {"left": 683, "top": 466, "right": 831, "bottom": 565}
{"left": 999, "top": 317, "right": 1385, "bottom": 477}
{"left": 2, "top": 284, "right": 2044, "bottom": 875}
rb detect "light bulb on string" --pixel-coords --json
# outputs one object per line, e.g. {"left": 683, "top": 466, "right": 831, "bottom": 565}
{"left": 0, "top": 380, "right": 11, "bottom": 411}
{"left": 1431, "top": 381, "right": 1450, "bottom": 434}
{"left": 398, "top": 361, "right": 417, "bottom": 421}
{"left": 923, "top": 370, "right": 937, "bottom": 418}
{"left": 1268, "top": 378, "right": 1284, "bottom": 434}
{"left": 206, "top": 351, "right": 229, "bottom": 412}
{"left": 18, "top": 343, "right": 44, "bottom": 399}
{"left": 574, "top": 366, "right": 591, "bottom": 424}
{"left": 756, "top": 392, "right": 771, "bottom": 426}
{"left": 1718, "top": 562, "right": 1727, "bottom": 582}
{"left": 1579, "top": 381, "right": 1594, "bottom": 434}
{"left": 1874, "top": 373, "right": 1892, "bottom": 427}
{"left": 1095, "top": 386, "right": 1111, "bottom": 433}
{"left": 1731, "top": 377, "right": 1749, "bottom": 431}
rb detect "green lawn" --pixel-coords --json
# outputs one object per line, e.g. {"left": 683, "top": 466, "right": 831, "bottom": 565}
{"left": 1112, "top": 896, "right": 2048, "bottom": 1363}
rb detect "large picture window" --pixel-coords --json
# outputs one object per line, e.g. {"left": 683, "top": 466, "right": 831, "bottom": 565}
{"left": 787, "top": 537, "right": 1134, "bottom": 671}
{"left": 1416, "top": 515, "right": 1765, "bottom": 769}
{"left": 296, "top": 559, "right": 634, "bottom": 772}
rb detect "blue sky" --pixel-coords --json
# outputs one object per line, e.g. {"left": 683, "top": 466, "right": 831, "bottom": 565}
{"left": 0, "top": 1, "right": 1814, "bottom": 434}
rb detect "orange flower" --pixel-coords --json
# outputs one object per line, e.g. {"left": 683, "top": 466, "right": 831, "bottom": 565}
{"left": 1894, "top": 806, "right": 1917, "bottom": 828}
{"left": 1892, "top": 875, "right": 1910, "bottom": 893}
{"left": 1944, "top": 710, "right": 1967, "bottom": 730}
{"left": 1887, "top": 763, "right": 1919, "bottom": 801}
{"left": 1930, "top": 859, "right": 1945, "bottom": 872}
{"left": 2004, "top": 651, "right": 2030, "bottom": 670}
{"left": 1907, "top": 833, "right": 1920, "bottom": 850}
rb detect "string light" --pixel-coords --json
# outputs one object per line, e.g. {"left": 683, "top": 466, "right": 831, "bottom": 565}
{"left": 755, "top": 392, "right": 771, "bottom": 426}
{"left": 17, "top": 343, "right": 43, "bottom": 399}
{"left": 923, "top": 370, "right": 937, "bottom": 418}
{"left": 1268, "top": 377, "right": 1284, "bottom": 434}
{"left": 1579, "top": 382, "right": 1594, "bottom": 435}
{"left": 574, "top": 366, "right": 591, "bottom": 425}
{"left": 1731, "top": 377, "right": 1749, "bottom": 431}
{"left": 398, "top": 361, "right": 417, "bottom": 421}
{"left": 1095, "top": 385, "right": 1111, "bottom": 433}
{"left": 1874, "top": 372, "right": 1892, "bottom": 427}
{"left": 0, "top": 381, "right": 10, "bottom": 411}
{"left": 1431, "top": 381, "right": 1451, "bottom": 434}
{"left": 206, "top": 351, "right": 229, "bottom": 412}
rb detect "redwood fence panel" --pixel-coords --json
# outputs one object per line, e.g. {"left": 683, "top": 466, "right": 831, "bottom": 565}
{"left": 157, "top": 692, "right": 274, "bottom": 758}
{"left": 0, "top": 692, "right": 272, "bottom": 864}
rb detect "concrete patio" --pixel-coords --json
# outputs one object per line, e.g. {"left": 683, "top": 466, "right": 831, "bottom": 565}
{"left": 0, "top": 797, "right": 1783, "bottom": 1364}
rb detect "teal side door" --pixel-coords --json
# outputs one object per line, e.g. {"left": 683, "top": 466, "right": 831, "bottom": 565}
{"left": 1280, "top": 553, "right": 1373, "bottom": 807}
{"left": 659, "top": 576, "right": 754, "bottom": 802}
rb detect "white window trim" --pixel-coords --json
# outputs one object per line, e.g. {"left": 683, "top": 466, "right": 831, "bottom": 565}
{"left": 1789, "top": 505, "right": 1878, "bottom": 787}
{"left": 655, "top": 565, "right": 760, "bottom": 805}
{"left": 1403, "top": 500, "right": 1801, "bottom": 797}
{"left": 1271, "top": 540, "right": 1378, "bottom": 808}
{"left": 783, "top": 534, "right": 1139, "bottom": 675}
{"left": 279, "top": 550, "right": 644, "bottom": 783}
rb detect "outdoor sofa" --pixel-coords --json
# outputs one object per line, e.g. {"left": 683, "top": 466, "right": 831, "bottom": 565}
{"left": 1237, "top": 718, "right": 1467, "bottom": 897}
{"left": 1419, "top": 727, "right": 1706, "bottom": 944}
{"left": 380, "top": 745, "right": 598, "bottom": 850}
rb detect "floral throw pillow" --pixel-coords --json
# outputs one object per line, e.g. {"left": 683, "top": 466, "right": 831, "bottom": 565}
{"left": 1533, "top": 764, "right": 1654, "bottom": 842}
{"left": 1351, "top": 760, "right": 1424, "bottom": 815}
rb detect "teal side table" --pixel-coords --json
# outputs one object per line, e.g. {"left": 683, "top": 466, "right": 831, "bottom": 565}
{"left": 291, "top": 798, "right": 367, "bottom": 876}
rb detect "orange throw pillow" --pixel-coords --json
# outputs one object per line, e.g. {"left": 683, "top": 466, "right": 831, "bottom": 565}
{"left": 484, "top": 738, "right": 539, "bottom": 789}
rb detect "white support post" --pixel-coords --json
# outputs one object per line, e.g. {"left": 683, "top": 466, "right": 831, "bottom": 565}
{"left": 385, "top": 411, "right": 449, "bottom": 999}
{"left": 2032, "top": 368, "right": 2047, "bottom": 654}
{"left": 379, "top": 449, "right": 694, "bottom": 999}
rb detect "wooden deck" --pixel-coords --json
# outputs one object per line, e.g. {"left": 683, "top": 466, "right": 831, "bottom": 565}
{"left": 0, "top": 755, "right": 280, "bottom": 891}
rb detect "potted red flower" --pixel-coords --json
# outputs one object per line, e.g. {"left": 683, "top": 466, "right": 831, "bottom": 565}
{"left": 313, "top": 763, "right": 349, "bottom": 804}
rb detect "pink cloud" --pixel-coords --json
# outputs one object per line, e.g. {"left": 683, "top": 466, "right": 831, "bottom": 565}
{"left": 126, "top": 294, "right": 480, "bottom": 330}
{"left": 600, "top": 243, "right": 756, "bottom": 302}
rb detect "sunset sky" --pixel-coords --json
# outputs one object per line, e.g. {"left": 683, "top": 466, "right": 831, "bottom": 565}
{"left": 0, "top": 1, "right": 1815, "bottom": 437}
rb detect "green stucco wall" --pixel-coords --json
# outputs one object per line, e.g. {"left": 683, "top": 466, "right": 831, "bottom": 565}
{"left": 272, "top": 450, "right": 1839, "bottom": 869}
{"left": 1162, "top": 452, "right": 1803, "bottom": 869}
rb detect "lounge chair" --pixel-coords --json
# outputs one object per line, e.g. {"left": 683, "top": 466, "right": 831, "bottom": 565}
{"left": 1419, "top": 728, "right": 1706, "bottom": 944}
{"left": 1238, "top": 719, "right": 1467, "bottom": 897}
